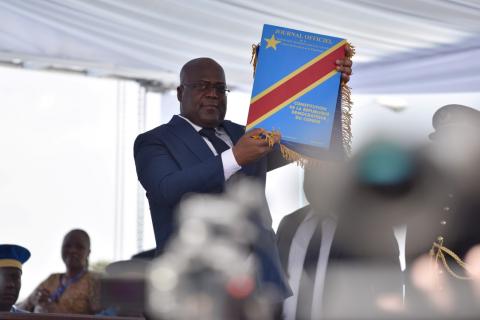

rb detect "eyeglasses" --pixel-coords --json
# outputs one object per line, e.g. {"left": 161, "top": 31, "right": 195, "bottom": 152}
{"left": 182, "top": 81, "right": 230, "bottom": 95}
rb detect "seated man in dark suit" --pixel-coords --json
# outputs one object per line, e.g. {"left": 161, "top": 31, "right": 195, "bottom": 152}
{"left": 0, "top": 244, "right": 30, "bottom": 313}
{"left": 133, "top": 56, "right": 352, "bottom": 298}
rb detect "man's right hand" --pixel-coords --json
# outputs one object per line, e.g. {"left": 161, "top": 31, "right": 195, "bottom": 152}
{"left": 232, "top": 128, "right": 280, "bottom": 166}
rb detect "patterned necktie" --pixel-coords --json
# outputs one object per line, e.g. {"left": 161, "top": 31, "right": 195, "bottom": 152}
{"left": 199, "top": 127, "right": 230, "bottom": 154}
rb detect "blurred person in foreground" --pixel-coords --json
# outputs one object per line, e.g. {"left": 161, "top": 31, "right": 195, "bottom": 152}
{"left": 18, "top": 229, "right": 101, "bottom": 314}
{"left": 276, "top": 163, "right": 403, "bottom": 320}
{"left": 406, "top": 104, "right": 480, "bottom": 265}
{"left": 0, "top": 244, "right": 30, "bottom": 313}
{"left": 405, "top": 104, "right": 480, "bottom": 315}
{"left": 133, "top": 54, "right": 353, "bottom": 299}
{"left": 276, "top": 104, "right": 480, "bottom": 319}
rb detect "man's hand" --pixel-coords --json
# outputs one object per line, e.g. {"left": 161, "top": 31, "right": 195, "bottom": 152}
{"left": 336, "top": 45, "right": 353, "bottom": 84}
{"left": 232, "top": 128, "right": 281, "bottom": 166}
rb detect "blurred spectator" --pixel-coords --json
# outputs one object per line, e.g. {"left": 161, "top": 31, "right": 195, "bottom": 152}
{"left": 18, "top": 229, "right": 101, "bottom": 314}
{"left": 0, "top": 244, "right": 30, "bottom": 313}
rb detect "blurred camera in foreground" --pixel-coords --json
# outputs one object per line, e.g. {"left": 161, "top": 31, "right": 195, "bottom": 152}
{"left": 148, "top": 180, "right": 276, "bottom": 320}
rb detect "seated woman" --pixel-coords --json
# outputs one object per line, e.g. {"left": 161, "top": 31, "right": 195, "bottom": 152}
{"left": 18, "top": 229, "right": 101, "bottom": 314}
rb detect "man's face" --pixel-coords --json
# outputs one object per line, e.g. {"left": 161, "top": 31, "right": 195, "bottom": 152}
{"left": 304, "top": 164, "right": 346, "bottom": 217}
{"left": 0, "top": 267, "right": 21, "bottom": 311}
{"left": 177, "top": 60, "right": 227, "bottom": 128}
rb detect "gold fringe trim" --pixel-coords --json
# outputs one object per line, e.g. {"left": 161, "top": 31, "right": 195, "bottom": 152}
{"left": 340, "top": 42, "right": 355, "bottom": 157}
{"left": 250, "top": 43, "right": 260, "bottom": 77}
{"left": 279, "top": 144, "right": 322, "bottom": 168}
{"left": 249, "top": 42, "right": 355, "bottom": 166}
{"left": 341, "top": 84, "right": 353, "bottom": 156}
{"left": 430, "top": 238, "right": 472, "bottom": 280}
{"left": 258, "top": 131, "right": 321, "bottom": 167}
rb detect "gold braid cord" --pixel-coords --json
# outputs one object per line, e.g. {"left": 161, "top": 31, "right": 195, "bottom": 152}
{"left": 250, "top": 42, "right": 355, "bottom": 166}
{"left": 430, "top": 238, "right": 472, "bottom": 280}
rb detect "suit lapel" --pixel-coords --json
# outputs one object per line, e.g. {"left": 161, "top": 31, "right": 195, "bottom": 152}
{"left": 167, "top": 116, "right": 259, "bottom": 176}
{"left": 296, "top": 219, "right": 323, "bottom": 320}
{"left": 222, "top": 120, "right": 244, "bottom": 145}
{"left": 167, "top": 115, "right": 214, "bottom": 161}
{"left": 277, "top": 205, "right": 312, "bottom": 276}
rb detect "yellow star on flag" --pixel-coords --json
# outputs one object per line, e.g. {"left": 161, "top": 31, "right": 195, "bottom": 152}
{"left": 265, "top": 34, "right": 281, "bottom": 50}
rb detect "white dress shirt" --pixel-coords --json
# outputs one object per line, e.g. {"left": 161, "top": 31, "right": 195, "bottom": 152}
{"left": 283, "top": 210, "right": 337, "bottom": 320}
{"left": 311, "top": 217, "right": 337, "bottom": 318}
{"left": 178, "top": 115, "right": 241, "bottom": 180}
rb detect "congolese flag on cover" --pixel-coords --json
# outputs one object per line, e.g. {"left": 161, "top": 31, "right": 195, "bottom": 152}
{"left": 247, "top": 25, "right": 353, "bottom": 164}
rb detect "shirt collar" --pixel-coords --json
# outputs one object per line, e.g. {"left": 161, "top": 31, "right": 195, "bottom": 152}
{"left": 178, "top": 114, "right": 202, "bottom": 132}
{"left": 178, "top": 115, "right": 224, "bottom": 134}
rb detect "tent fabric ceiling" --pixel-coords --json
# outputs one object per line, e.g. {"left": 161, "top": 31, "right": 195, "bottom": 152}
{"left": 0, "top": 0, "right": 479, "bottom": 92}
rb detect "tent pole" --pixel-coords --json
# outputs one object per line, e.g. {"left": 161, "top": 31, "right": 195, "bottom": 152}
{"left": 136, "top": 84, "right": 147, "bottom": 253}
{"left": 113, "top": 80, "right": 126, "bottom": 260}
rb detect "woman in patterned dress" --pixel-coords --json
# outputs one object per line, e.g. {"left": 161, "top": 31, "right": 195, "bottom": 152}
{"left": 18, "top": 229, "right": 101, "bottom": 314}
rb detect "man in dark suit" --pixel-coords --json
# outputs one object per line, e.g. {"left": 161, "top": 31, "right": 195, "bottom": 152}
{"left": 134, "top": 57, "right": 352, "bottom": 298}
{"left": 276, "top": 164, "right": 406, "bottom": 319}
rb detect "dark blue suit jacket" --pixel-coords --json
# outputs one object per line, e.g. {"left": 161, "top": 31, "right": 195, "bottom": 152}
{"left": 134, "top": 115, "right": 291, "bottom": 298}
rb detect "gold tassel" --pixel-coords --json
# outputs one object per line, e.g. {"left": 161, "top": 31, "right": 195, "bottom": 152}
{"left": 257, "top": 130, "right": 277, "bottom": 147}
{"left": 430, "top": 238, "right": 472, "bottom": 280}
{"left": 250, "top": 43, "right": 260, "bottom": 77}
{"left": 258, "top": 132, "right": 321, "bottom": 167}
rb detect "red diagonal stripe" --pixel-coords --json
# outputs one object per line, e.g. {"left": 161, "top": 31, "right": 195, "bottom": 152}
{"left": 247, "top": 44, "right": 346, "bottom": 125}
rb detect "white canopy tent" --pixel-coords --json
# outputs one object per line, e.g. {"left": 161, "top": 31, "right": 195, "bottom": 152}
{"left": 0, "top": 0, "right": 479, "bottom": 92}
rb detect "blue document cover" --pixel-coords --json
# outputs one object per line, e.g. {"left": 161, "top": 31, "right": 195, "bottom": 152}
{"left": 246, "top": 24, "right": 348, "bottom": 160}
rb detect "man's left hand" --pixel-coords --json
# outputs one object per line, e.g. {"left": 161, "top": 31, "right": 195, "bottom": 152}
{"left": 336, "top": 45, "right": 353, "bottom": 84}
